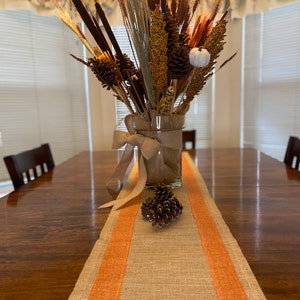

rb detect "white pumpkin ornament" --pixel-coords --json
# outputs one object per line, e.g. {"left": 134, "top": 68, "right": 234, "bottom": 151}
{"left": 189, "top": 48, "right": 211, "bottom": 68}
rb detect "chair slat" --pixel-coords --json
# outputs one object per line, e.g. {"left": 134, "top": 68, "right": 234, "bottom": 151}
{"left": 182, "top": 130, "right": 196, "bottom": 150}
{"left": 284, "top": 136, "right": 300, "bottom": 171}
{"left": 3, "top": 144, "right": 55, "bottom": 189}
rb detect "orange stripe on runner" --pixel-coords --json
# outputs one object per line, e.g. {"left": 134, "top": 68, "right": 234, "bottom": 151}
{"left": 88, "top": 170, "right": 140, "bottom": 300}
{"left": 182, "top": 154, "right": 248, "bottom": 300}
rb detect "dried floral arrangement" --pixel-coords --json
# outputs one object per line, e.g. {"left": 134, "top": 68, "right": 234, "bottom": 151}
{"left": 57, "top": 0, "right": 236, "bottom": 120}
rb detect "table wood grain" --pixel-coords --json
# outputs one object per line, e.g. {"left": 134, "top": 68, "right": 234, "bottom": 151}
{"left": 0, "top": 149, "right": 299, "bottom": 299}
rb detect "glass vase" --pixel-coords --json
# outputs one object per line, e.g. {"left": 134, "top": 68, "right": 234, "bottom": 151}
{"left": 126, "top": 113, "right": 184, "bottom": 189}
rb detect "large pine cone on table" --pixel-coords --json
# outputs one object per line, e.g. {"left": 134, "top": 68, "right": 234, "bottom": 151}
{"left": 141, "top": 184, "right": 183, "bottom": 228}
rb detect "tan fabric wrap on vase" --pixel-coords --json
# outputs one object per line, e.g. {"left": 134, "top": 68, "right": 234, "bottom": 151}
{"left": 100, "top": 113, "right": 184, "bottom": 210}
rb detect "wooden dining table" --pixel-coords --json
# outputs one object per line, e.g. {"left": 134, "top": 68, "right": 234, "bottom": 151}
{"left": 0, "top": 148, "right": 299, "bottom": 300}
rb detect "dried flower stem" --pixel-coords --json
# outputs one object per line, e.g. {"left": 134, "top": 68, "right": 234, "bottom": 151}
{"left": 149, "top": 6, "right": 168, "bottom": 108}
{"left": 71, "top": 0, "right": 112, "bottom": 54}
{"left": 176, "top": 18, "right": 228, "bottom": 114}
{"left": 95, "top": 3, "right": 126, "bottom": 68}
{"left": 56, "top": 7, "right": 96, "bottom": 56}
{"left": 121, "top": 0, "right": 153, "bottom": 108}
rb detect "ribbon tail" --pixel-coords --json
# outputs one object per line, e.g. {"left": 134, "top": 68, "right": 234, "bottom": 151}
{"left": 106, "top": 144, "right": 134, "bottom": 198}
{"left": 99, "top": 199, "right": 118, "bottom": 209}
{"left": 99, "top": 155, "right": 147, "bottom": 210}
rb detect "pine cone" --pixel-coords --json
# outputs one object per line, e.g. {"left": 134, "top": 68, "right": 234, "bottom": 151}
{"left": 141, "top": 184, "right": 183, "bottom": 228}
{"left": 164, "top": 8, "right": 179, "bottom": 56}
{"left": 154, "top": 183, "right": 174, "bottom": 200}
{"left": 179, "top": 32, "right": 190, "bottom": 47}
{"left": 168, "top": 45, "right": 192, "bottom": 80}
{"left": 115, "top": 53, "right": 139, "bottom": 80}
{"left": 87, "top": 57, "right": 119, "bottom": 89}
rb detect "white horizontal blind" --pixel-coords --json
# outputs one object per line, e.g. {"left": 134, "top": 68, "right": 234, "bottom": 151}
{"left": 111, "top": 26, "right": 132, "bottom": 132}
{"left": 0, "top": 10, "right": 89, "bottom": 181}
{"left": 243, "top": 2, "right": 300, "bottom": 161}
{"left": 112, "top": 26, "right": 212, "bottom": 149}
{"left": 184, "top": 86, "right": 212, "bottom": 148}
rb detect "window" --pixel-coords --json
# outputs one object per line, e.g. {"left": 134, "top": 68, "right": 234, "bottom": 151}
{"left": 0, "top": 10, "right": 89, "bottom": 181}
{"left": 243, "top": 2, "right": 300, "bottom": 160}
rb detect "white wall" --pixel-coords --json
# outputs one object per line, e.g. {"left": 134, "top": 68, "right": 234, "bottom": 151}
{"left": 213, "top": 17, "right": 243, "bottom": 148}
{"left": 87, "top": 71, "right": 116, "bottom": 150}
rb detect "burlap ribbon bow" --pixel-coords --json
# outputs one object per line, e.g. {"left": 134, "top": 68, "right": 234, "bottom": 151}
{"left": 99, "top": 130, "right": 161, "bottom": 210}
{"left": 112, "top": 130, "right": 160, "bottom": 160}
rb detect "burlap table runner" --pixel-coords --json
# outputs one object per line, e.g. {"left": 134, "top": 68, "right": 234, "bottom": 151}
{"left": 69, "top": 152, "right": 266, "bottom": 300}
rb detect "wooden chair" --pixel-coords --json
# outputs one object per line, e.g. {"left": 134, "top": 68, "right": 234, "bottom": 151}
{"left": 3, "top": 143, "right": 55, "bottom": 189}
{"left": 284, "top": 136, "right": 300, "bottom": 170}
{"left": 182, "top": 130, "right": 196, "bottom": 150}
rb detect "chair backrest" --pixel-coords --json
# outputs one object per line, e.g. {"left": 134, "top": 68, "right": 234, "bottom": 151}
{"left": 3, "top": 143, "right": 55, "bottom": 189}
{"left": 182, "top": 130, "right": 196, "bottom": 150}
{"left": 284, "top": 136, "right": 300, "bottom": 170}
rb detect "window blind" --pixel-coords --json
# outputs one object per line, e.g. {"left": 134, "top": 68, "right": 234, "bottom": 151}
{"left": 0, "top": 10, "right": 89, "bottom": 181}
{"left": 243, "top": 2, "right": 300, "bottom": 161}
{"left": 112, "top": 26, "right": 212, "bottom": 149}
